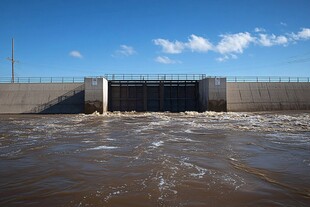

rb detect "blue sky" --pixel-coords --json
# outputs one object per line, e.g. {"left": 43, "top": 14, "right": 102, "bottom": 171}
{"left": 0, "top": 0, "right": 310, "bottom": 77}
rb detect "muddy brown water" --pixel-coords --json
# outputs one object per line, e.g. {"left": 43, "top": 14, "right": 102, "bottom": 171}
{"left": 0, "top": 111, "right": 309, "bottom": 206}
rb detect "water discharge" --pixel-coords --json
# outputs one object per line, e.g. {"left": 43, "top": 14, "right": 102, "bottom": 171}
{"left": 0, "top": 111, "right": 309, "bottom": 206}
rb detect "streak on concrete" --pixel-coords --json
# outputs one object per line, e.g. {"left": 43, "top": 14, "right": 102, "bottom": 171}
{"left": 227, "top": 82, "right": 310, "bottom": 111}
{"left": 84, "top": 77, "right": 108, "bottom": 114}
{"left": 0, "top": 83, "right": 84, "bottom": 114}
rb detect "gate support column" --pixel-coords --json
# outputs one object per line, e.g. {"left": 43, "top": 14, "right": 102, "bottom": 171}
{"left": 199, "top": 77, "right": 227, "bottom": 112}
{"left": 84, "top": 77, "right": 108, "bottom": 114}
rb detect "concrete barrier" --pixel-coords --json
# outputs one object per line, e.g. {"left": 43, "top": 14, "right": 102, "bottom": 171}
{"left": 227, "top": 82, "right": 310, "bottom": 111}
{"left": 0, "top": 83, "right": 84, "bottom": 114}
{"left": 84, "top": 77, "right": 108, "bottom": 114}
{"left": 199, "top": 78, "right": 227, "bottom": 112}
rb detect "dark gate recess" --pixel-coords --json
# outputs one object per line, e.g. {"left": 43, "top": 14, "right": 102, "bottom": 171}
{"left": 108, "top": 80, "right": 199, "bottom": 112}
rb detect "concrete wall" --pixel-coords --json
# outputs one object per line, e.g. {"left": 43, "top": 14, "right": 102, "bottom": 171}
{"left": 1, "top": 79, "right": 309, "bottom": 114}
{"left": 227, "top": 82, "right": 310, "bottom": 111}
{"left": 199, "top": 78, "right": 227, "bottom": 112}
{"left": 0, "top": 83, "right": 84, "bottom": 114}
{"left": 84, "top": 77, "right": 108, "bottom": 114}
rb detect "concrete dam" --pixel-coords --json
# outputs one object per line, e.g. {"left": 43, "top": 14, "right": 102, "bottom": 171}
{"left": 0, "top": 75, "right": 309, "bottom": 114}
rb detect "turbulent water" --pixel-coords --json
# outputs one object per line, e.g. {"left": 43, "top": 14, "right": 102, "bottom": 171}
{"left": 0, "top": 111, "right": 309, "bottom": 206}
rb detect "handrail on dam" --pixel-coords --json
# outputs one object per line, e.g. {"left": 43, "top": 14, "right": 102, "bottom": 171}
{"left": 103, "top": 74, "right": 206, "bottom": 81}
{"left": 100, "top": 75, "right": 310, "bottom": 82}
{"left": 226, "top": 76, "right": 310, "bottom": 82}
{"left": 1, "top": 75, "right": 309, "bottom": 83}
{"left": 0, "top": 77, "right": 84, "bottom": 83}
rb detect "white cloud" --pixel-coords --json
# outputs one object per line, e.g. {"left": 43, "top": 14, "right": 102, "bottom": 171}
{"left": 155, "top": 56, "right": 180, "bottom": 64}
{"left": 254, "top": 27, "right": 266, "bottom": 33}
{"left": 153, "top": 27, "right": 310, "bottom": 62}
{"left": 216, "top": 54, "right": 238, "bottom": 62}
{"left": 216, "top": 55, "right": 229, "bottom": 62}
{"left": 154, "top": 35, "right": 212, "bottom": 54}
{"left": 69, "top": 50, "right": 83, "bottom": 58}
{"left": 258, "top": 34, "right": 272, "bottom": 46}
{"left": 291, "top": 28, "right": 310, "bottom": 40}
{"left": 257, "top": 34, "right": 288, "bottom": 46}
{"left": 153, "top": 39, "right": 185, "bottom": 54}
{"left": 298, "top": 28, "right": 310, "bottom": 39}
{"left": 280, "top": 22, "right": 287, "bottom": 26}
{"left": 275, "top": 36, "right": 289, "bottom": 44}
{"left": 230, "top": 54, "right": 238, "bottom": 59}
{"left": 117, "top": 45, "right": 136, "bottom": 56}
{"left": 215, "top": 32, "right": 254, "bottom": 55}
{"left": 186, "top": 34, "right": 213, "bottom": 52}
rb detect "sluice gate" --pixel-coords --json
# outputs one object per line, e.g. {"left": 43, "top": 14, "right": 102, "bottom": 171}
{"left": 108, "top": 80, "right": 199, "bottom": 112}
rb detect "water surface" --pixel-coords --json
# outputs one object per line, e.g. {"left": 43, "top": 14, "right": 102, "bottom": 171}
{"left": 0, "top": 111, "right": 309, "bottom": 206}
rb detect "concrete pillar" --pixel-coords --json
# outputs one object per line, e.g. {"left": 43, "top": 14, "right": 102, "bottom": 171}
{"left": 199, "top": 77, "right": 227, "bottom": 112}
{"left": 84, "top": 77, "right": 108, "bottom": 114}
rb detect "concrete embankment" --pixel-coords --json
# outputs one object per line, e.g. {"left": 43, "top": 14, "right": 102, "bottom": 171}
{"left": 227, "top": 82, "right": 310, "bottom": 111}
{"left": 0, "top": 83, "right": 84, "bottom": 114}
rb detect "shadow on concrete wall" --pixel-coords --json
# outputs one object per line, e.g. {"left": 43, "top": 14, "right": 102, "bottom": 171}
{"left": 28, "top": 85, "right": 85, "bottom": 114}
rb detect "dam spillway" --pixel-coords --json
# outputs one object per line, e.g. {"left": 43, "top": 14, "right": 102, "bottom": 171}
{"left": 0, "top": 75, "right": 309, "bottom": 114}
{"left": 108, "top": 80, "right": 199, "bottom": 112}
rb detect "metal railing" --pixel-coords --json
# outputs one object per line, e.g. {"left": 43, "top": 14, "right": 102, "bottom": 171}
{"left": 0, "top": 75, "right": 309, "bottom": 83}
{"left": 0, "top": 77, "right": 84, "bottom": 83}
{"left": 226, "top": 76, "right": 310, "bottom": 82}
{"left": 103, "top": 74, "right": 206, "bottom": 81}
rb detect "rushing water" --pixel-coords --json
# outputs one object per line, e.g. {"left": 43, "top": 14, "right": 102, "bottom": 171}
{"left": 0, "top": 111, "right": 309, "bottom": 206}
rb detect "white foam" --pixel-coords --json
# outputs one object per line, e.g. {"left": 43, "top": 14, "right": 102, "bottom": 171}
{"left": 82, "top": 140, "right": 95, "bottom": 143}
{"left": 89, "top": 145, "right": 118, "bottom": 150}
{"left": 182, "top": 111, "right": 200, "bottom": 116}
{"left": 180, "top": 160, "right": 194, "bottom": 168}
{"left": 106, "top": 138, "right": 116, "bottom": 141}
{"left": 75, "top": 111, "right": 310, "bottom": 133}
{"left": 159, "top": 176, "right": 165, "bottom": 187}
{"left": 221, "top": 173, "right": 246, "bottom": 190}
{"left": 91, "top": 111, "right": 101, "bottom": 116}
{"left": 157, "top": 174, "right": 177, "bottom": 200}
{"left": 229, "top": 157, "right": 238, "bottom": 161}
{"left": 168, "top": 137, "right": 196, "bottom": 143}
{"left": 0, "top": 149, "right": 21, "bottom": 157}
{"left": 94, "top": 159, "right": 106, "bottom": 163}
{"left": 190, "top": 166, "right": 208, "bottom": 178}
{"left": 303, "top": 159, "right": 310, "bottom": 166}
{"left": 151, "top": 141, "right": 164, "bottom": 148}
{"left": 112, "top": 191, "right": 120, "bottom": 195}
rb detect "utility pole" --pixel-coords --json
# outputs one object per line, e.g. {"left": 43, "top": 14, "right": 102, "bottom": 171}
{"left": 7, "top": 38, "right": 15, "bottom": 83}
{"left": 11, "top": 38, "right": 15, "bottom": 83}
